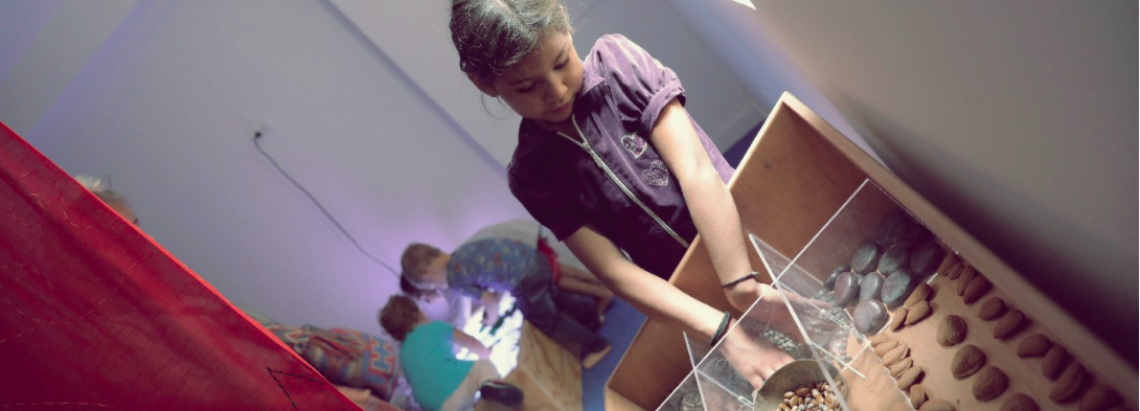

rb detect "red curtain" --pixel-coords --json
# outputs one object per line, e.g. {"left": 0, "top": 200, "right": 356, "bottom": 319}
{"left": 0, "top": 122, "right": 377, "bottom": 410}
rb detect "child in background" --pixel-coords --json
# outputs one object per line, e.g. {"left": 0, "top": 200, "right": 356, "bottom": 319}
{"left": 379, "top": 295, "right": 523, "bottom": 411}
{"left": 464, "top": 219, "right": 613, "bottom": 314}
{"left": 448, "top": 0, "right": 804, "bottom": 386}
{"left": 401, "top": 238, "right": 612, "bottom": 369}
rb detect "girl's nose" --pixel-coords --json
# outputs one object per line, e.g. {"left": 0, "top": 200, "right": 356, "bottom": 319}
{"left": 546, "top": 78, "right": 567, "bottom": 101}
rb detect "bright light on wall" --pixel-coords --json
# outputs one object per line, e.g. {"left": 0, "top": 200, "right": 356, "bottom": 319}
{"left": 731, "top": 0, "right": 756, "bottom": 10}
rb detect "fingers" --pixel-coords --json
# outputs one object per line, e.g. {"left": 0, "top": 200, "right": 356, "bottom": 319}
{"left": 759, "top": 366, "right": 777, "bottom": 381}
{"left": 746, "top": 372, "right": 766, "bottom": 390}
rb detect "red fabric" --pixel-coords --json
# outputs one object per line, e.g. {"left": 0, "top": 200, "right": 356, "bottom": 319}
{"left": 0, "top": 122, "right": 393, "bottom": 409}
{"left": 535, "top": 236, "right": 561, "bottom": 284}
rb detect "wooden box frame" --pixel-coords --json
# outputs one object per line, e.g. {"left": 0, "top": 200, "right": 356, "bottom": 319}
{"left": 603, "top": 93, "right": 1137, "bottom": 410}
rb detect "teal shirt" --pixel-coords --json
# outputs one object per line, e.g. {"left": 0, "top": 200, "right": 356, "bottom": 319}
{"left": 399, "top": 321, "right": 475, "bottom": 411}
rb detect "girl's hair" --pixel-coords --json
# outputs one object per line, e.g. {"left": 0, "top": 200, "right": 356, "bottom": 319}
{"left": 449, "top": 0, "right": 571, "bottom": 82}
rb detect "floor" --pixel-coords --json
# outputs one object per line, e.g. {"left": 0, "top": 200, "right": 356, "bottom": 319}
{"left": 471, "top": 295, "right": 648, "bottom": 411}
{"left": 582, "top": 297, "right": 648, "bottom": 411}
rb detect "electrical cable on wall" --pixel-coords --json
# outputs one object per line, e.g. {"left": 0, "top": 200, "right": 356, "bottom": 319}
{"left": 253, "top": 132, "right": 400, "bottom": 278}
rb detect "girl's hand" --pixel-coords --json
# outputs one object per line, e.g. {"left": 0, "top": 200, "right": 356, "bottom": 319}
{"left": 748, "top": 283, "right": 840, "bottom": 347}
{"left": 720, "top": 325, "right": 794, "bottom": 389}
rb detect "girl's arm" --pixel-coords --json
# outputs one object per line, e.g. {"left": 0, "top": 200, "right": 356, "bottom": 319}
{"left": 479, "top": 290, "right": 502, "bottom": 325}
{"left": 564, "top": 224, "right": 792, "bottom": 385}
{"left": 564, "top": 224, "right": 724, "bottom": 341}
{"left": 452, "top": 328, "right": 492, "bottom": 358}
{"left": 649, "top": 99, "right": 770, "bottom": 312}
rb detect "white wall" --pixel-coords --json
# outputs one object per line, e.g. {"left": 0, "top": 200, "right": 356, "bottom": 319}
{"left": 0, "top": 0, "right": 530, "bottom": 334}
{"left": 671, "top": 0, "right": 1137, "bottom": 361}
{"left": 327, "top": 0, "right": 765, "bottom": 166}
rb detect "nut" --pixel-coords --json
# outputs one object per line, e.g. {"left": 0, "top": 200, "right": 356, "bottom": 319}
{"left": 962, "top": 275, "right": 992, "bottom": 304}
{"left": 1079, "top": 384, "right": 1123, "bottom": 411}
{"left": 874, "top": 339, "right": 899, "bottom": 357}
{"left": 952, "top": 344, "right": 987, "bottom": 379}
{"left": 1001, "top": 393, "right": 1039, "bottom": 411}
{"left": 890, "top": 358, "right": 913, "bottom": 378}
{"left": 909, "top": 384, "right": 928, "bottom": 409}
{"left": 1042, "top": 345, "right": 1070, "bottom": 380}
{"left": 1017, "top": 334, "right": 1052, "bottom": 358}
{"left": 904, "top": 283, "right": 933, "bottom": 308}
{"left": 869, "top": 334, "right": 892, "bottom": 347}
{"left": 957, "top": 266, "right": 976, "bottom": 295}
{"left": 897, "top": 365, "right": 924, "bottom": 390}
{"left": 889, "top": 307, "right": 908, "bottom": 331}
{"left": 973, "top": 366, "right": 1010, "bottom": 401}
{"left": 905, "top": 300, "right": 932, "bottom": 326}
{"left": 944, "top": 261, "right": 964, "bottom": 280}
{"left": 1051, "top": 362, "right": 1089, "bottom": 403}
{"left": 777, "top": 381, "right": 838, "bottom": 411}
{"left": 920, "top": 399, "right": 956, "bottom": 411}
{"left": 882, "top": 343, "right": 910, "bottom": 367}
{"left": 978, "top": 297, "right": 1007, "bottom": 320}
{"left": 937, "top": 315, "right": 967, "bottom": 347}
{"left": 993, "top": 309, "right": 1026, "bottom": 339}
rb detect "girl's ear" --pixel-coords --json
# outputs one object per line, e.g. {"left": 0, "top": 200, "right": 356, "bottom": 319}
{"left": 466, "top": 73, "right": 500, "bottom": 98}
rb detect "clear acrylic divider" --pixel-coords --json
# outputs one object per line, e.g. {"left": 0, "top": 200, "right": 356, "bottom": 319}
{"left": 655, "top": 371, "right": 706, "bottom": 411}
{"left": 684, "top": 332, "right": 711, "bottom": 368}
{"left": 751, "top": 178, "right": 917, "bottom": 410}
{"left": 669, "top": 179, "right": 916, "bottom": 411}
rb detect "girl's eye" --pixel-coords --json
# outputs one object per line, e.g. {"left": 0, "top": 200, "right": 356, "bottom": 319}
{"left": 555, "top": 59, "right": 569, "bottom": 70}
{"left": 517, "top": 83, "right": 536, "bottom": 93}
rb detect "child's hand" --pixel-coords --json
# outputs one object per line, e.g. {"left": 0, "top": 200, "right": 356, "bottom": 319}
{"left": 720, "top": 326, "right": 794, "bottom": 389}
{"left": 723, "top": 279, "right": 763, "bottom": 314}
{"left": 481, "top": 308, "right": 500, "bottom": 326}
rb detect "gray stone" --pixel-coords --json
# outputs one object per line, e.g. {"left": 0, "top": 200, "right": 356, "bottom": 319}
{"left": 851, "top": 243, "right": 882, "bottom": 274}
{"left": 882, "top": 270, "right": 917, "bottom": 307}
{"left": 854, "top": 300, "right": 889, "bottom": 335}
{"left": 875, "top": 210, "right": 912, "bottom": 246}
{"left": 878, "top": 245, "right": 912, "bottom": 274}
{"left": 910, "top": 241, "right": 945, "bottom": 276}
{"left": 833, "top": 272, "right": 860, "bottom": 307}
{"left": 860, "top": 272, "right": 886, "bottom": 301}
{"left": 824, "top": 263, "right": 849, "bottom": 291}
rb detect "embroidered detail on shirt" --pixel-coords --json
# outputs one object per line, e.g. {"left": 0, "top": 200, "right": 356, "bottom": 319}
{"left": 642, "top": 160, "right": 670, "bottom": 187}
{"left": 620, "top": 133, "right": 648, "bottom": 158}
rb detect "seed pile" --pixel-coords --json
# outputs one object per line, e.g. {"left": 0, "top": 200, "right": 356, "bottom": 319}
{"left": 776, "top": 382, "right": 841, "bottom": 411}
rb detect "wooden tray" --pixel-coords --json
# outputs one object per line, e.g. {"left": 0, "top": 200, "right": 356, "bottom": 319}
{"left": 603, "top": 93, "right": 1137, "bottom": 410}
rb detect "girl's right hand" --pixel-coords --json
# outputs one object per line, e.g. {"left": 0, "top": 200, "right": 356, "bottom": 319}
{"left": 719, "top": 324, "right": 794, "bottom": 389}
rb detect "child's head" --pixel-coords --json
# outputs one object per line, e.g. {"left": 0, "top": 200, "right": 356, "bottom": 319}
{"left": 449, "top": 0, "right": 582, "bottom": 127}
{"left": 401, "top": 243, "right": 449, "bottom": 291}
{"left": 74, "top": 174, "right": 139, "bottom": 225}
{"left": 400, "top": 274, "right": 441, "bottom": 302}
{"left": 379, "top": 295, "right": 426, "bottom": 342}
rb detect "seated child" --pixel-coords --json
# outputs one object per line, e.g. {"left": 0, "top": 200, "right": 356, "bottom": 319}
{"left": 380, "top": 295, "right": 523, "bottom": 411}
{"left": 401, "top": 239, "right": 612, "bottom": 369}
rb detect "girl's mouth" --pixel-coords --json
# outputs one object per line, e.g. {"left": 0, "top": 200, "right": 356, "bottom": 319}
{"left": 551, "top": 101, "right": 571, "bottom": 113}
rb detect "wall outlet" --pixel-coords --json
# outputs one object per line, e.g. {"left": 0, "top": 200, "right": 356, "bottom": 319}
{"left": 255, "top": 116, "right": 276, "bottom": 139}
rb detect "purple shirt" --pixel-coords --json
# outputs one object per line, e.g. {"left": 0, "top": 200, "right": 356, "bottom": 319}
{"left": 507, "top": 34, "right": 734, "bottom": 280}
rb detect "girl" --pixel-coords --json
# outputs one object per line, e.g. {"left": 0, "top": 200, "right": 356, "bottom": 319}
{"left": 449, "top": 0, "right": 796, "bottom": 386}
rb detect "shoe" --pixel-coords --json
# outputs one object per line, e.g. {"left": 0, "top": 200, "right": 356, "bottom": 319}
{"left": 479, "top": 380, "right": 523, "bottom": 407}
{"left": 582, "top": 344, "right": 613, "bottom": 370}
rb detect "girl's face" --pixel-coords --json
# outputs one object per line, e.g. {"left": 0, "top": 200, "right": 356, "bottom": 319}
{"left": 470, "top": 30, "right": 583, "bottom": 128}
